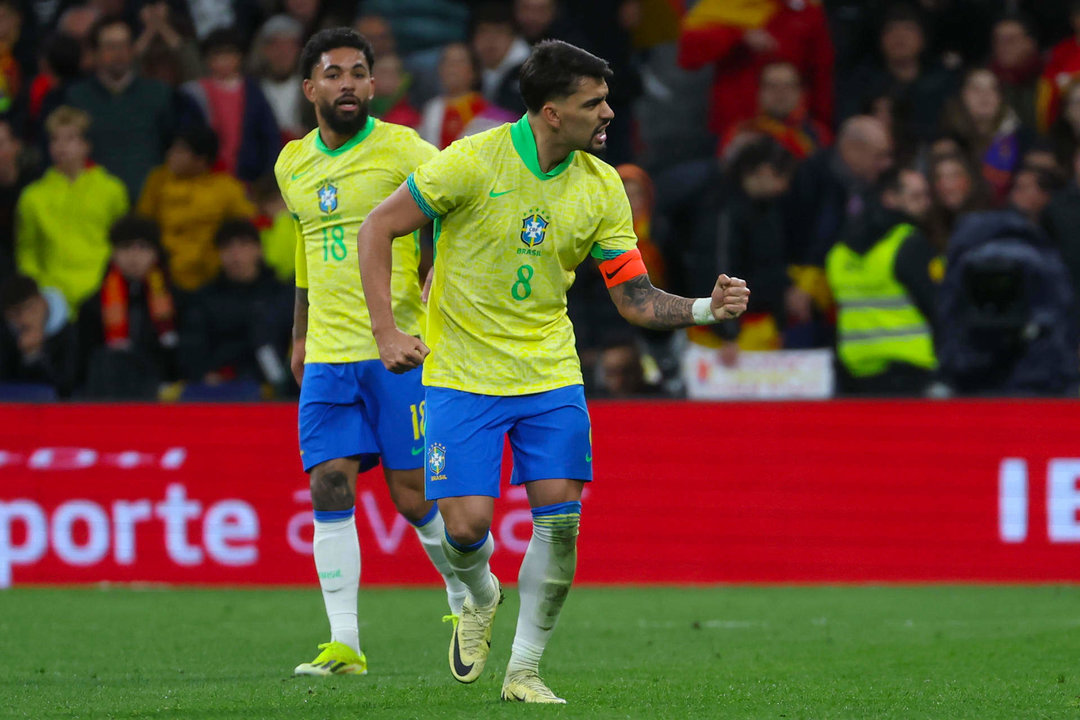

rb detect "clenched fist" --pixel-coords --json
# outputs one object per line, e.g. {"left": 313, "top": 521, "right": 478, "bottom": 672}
{"left": 710, "top": 274, "right": 750, "bottom": 320}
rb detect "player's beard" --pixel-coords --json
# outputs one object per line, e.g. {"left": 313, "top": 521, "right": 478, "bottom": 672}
{"left": 320, "top": 95, "right": 370, "bottom": 138}
{"left": 586, "top": 122, "right": 609, "bottom": 156}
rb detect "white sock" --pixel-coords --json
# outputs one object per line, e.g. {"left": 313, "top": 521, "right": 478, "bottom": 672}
{"left": 313, "top": 511, "right": 361, "bottom": 654}
{"left": 507, "top": 505, "right": 580, "bottom": 674}
{"left": 442, "top": 531, "right": 498, "bottom": 608}
{"left": 412, "top": 508, "right": 468, "bottom": 615}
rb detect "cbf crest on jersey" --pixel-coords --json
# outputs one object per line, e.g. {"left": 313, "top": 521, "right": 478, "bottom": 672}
{"left": 520, "top": 211, "right": 549, "bottom": 248}
{"left": 318, "top": 182, "right": 338, "bottom": 213}
{"left": 428, "top": 442, "right": 447, "bottom": 480}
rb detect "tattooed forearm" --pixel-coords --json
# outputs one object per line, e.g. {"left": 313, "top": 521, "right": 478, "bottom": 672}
{"left": 652, "top": 292, "right": 696, "bottom": 327}
{"left": 612, "top": 275, "right": 696, "bottom": 330}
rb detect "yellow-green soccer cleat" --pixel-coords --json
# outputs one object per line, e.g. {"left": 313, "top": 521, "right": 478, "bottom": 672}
{"left": 293, "top": 641, "right": 368, "bottom": 676}
{"left": 445, "top": 575, "right": 504, "bottom": 683}
{"left": 501, "top": 669, "right": 567, "bottom": 704}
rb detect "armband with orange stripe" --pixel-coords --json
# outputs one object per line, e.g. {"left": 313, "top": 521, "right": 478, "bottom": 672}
{"left": 597, "top": 248, "right": 648, "bottom": 288}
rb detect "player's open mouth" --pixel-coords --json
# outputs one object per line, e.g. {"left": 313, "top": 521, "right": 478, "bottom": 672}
{"left": 593, "top": 126, "right": 608, "bottom": 143}
{"left": 336, "top": 97, "right": 359, "bottom": 110}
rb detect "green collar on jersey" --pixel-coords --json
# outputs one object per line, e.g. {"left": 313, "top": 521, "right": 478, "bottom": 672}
{"left": 510, "top": 114, "right": 574, "bottom": 180}
{"left": 315, "top": 116, "right": 375, "bottom": 156}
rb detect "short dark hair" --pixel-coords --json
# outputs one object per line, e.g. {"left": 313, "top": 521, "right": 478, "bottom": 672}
{"left": 470, "top": 2, "right": 516, "bottom": 35}
{"left": 250, "top": 173, "right": 280, "bottom": 205}
{"left": 201, "top": 27, "right": 245, "bottom": 57}
{"left": 175, "top": 125, "right": 219, "bottom": 164}
{"left": 875, "top": 165, "right": 914, "bottom": 197}
{"left": 299, "top": 27, "right": 375, "bottom": 80}
{"left": 1015, "top": 164, "right": 1064, "bottom": 194}
{"left": 44, "top": 32, "right": 82, "bottom": 80}
{"left": 518, "top": 40, "right": 612, "bottom": 114}
{"left": 994, "top": 10, "right": 1037, "bottom": 39}
{"left": 88, "top": 14, "right": 133, "bottom": 50}
{"left": 600, "top": 329, "right": 640, "bottom": 352}
{"left": 881, "top": 2, "right": 924, "bottom": 31}
{"left": 0, "top": 274, "right": 40, "bottom": 312}
{"left": 730, "top": 137, "right": 796, "bottom": 180}
{"left": 214, "top": 218, "right": 261, "bottom": 248}
{"left": 1025, "top": 136, "right": 1056, "bottom": 157}
{"left": 109, "top": 215, "right": 161, "bottom": 251}
{"left": 927, "top": 131, "right": 971, "bottom": 159}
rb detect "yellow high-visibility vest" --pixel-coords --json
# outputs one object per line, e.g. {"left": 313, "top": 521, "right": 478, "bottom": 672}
{"left": 825, "top": 223, "right": 936, "bottom": 377}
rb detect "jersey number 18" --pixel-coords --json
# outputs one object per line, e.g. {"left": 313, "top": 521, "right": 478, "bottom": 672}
{"left": 321, "top": 225, "right": 347, "bottom": 262}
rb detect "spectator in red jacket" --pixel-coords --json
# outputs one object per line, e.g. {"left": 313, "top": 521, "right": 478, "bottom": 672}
{"left": 677, "top": 0, "right": 833, "bottom": 142}
{"left": 1037, "top": 1, "right": 1080, "bottom": 134}
{"left": 721, "top": 60, "right": 832, "bottom": 161}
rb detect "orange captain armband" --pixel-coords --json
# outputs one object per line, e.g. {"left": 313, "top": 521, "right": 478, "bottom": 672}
{"left": 598, "top": 248, "right": 648, "bottom": 288}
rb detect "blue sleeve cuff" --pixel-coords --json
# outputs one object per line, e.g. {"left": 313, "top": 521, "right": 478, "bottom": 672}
{"left": 589, "top": 245, "right": 629, "bottom": 261}
{"left": 406, "top": 173, "right": 440, "bottom": 220}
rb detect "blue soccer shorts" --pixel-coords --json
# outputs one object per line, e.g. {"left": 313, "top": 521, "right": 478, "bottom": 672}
{"left": 298, "top": 360, "right": 425, "bottom": 473}
{"left": 423, "top": 385, "right": 592, "bottom": 500}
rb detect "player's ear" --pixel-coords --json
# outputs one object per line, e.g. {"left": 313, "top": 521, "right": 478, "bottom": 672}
{"left": 541, "top": 103, "right": 560, "bottom": 129}
{"left": 302, "top": 78, "right": 316, "bottom": 103}
{"left": 368, "top": 76, "right": 376, "bottom": 100}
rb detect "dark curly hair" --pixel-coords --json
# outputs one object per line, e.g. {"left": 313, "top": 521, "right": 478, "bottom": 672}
{"left": 299, "top": 27, "right": 375, "bottom": 80}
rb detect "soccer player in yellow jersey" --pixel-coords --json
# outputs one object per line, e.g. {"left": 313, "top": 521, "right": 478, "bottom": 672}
{"left": 276, "top": 28, "right": 465, "bottom": 678}
{"left": 358, "top": 40, "right": 749, "bottom": 702}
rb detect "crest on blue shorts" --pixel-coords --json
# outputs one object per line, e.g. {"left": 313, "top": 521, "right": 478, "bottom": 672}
{"left": 318, "top": 182, "right": 338, "bottom": 213}
{"left": 520, "top": 212, "right": 548, "bottom": 248}
{"left": 427, "top": 442, "right": 446, "bottom": 476}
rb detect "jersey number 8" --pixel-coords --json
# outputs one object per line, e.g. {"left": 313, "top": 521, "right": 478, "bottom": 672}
{"left": 511, "top": 264, "right": 533, "bottom": 300}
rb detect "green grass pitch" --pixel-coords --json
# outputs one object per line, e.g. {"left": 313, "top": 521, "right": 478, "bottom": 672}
{"left": 3, "top": 585, "right": 1080, "bottom": 719}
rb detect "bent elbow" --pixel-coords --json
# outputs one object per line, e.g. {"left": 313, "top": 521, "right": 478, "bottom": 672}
{"left": 616, "top": 303, "right": 656, "bottom": 329}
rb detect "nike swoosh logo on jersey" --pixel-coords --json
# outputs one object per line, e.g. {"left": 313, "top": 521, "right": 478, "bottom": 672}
{"left": 291, "top": 170, "right": 309, "bottom": 180}
{"left": 604, "top": 259, "right": 631, "bottom": 280}
{"left": 451, "top": 627, "right": 474, "bottom": 678}
{"left": 489, "top": 188, "right": 516, "bottom": 197}
{"left": 411, "top": 446, "right": 423, "bottom": 456}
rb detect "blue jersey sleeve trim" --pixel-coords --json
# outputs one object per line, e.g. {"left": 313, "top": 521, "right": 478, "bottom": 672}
{"left": 406, "top": 173, "right": 440, "bottom": 220}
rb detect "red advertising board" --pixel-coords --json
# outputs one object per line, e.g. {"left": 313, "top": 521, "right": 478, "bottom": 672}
{"left": 2, "top": 401, "right": 1080, "bottom": 587}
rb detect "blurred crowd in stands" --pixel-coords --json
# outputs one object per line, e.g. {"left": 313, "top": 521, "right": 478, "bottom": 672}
{"left": 2, "top": 0, "right": 1080, "bottom": 401}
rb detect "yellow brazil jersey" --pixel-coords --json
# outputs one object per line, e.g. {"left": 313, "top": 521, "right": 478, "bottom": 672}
{"left": 275, "top": 117, "right": 436, "bottom": 363}
{"left": 407, "top": 114, "right": 637, "bottom": 395}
